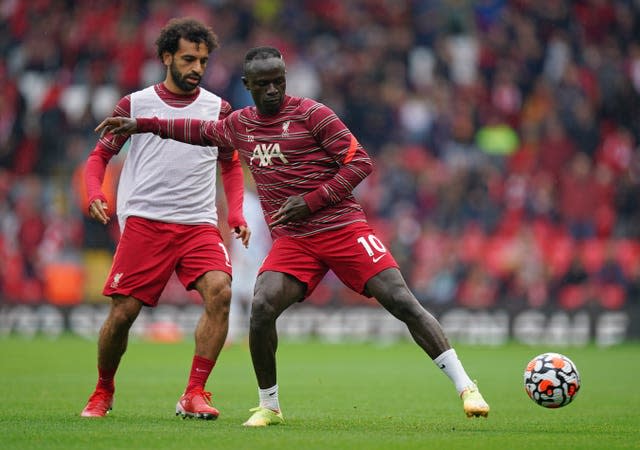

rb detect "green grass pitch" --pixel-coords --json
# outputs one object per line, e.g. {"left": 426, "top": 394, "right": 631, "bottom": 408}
{"left": 1, "top": 336, "right": 638, "bottom": 450}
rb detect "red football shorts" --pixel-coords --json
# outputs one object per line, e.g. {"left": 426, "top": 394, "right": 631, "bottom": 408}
{"left": 259, "top": 222, "right": 398, "bottom": 298}
{"left": 103, "top": 216, "right": 232, "bottom": 306}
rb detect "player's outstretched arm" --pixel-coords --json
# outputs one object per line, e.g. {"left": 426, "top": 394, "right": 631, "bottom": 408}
{"left": 96, "top": 116, "right": 225, "bottom": 149}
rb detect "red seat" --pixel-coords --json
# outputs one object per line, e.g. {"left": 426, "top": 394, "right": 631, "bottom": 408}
{"left": 597, "top": 284, "right": 626, "bottom": 310}
{"left": 543, "top": 233, "right": 575, "bottom": 277}
{"left": 458, "top": 226, "right": 486, "bottom": 264}
{"left": 558, "top": 285, "right": 588, "bottom": 310}
{"left": 616, "top": 240, "right": 640, "bottom": 276}
{"left": 580, "top": 239, "right": 606, "bottom": 274}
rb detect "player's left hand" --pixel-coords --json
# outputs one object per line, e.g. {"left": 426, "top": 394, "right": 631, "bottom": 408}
{"left": 234, "top": 225, "right": 251, "bottom": 248}
{"left": 269, "top": 195, "right": 311, "bottom": 228}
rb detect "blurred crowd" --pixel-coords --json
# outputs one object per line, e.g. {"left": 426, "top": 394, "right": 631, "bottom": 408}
{"left": 1, "top": 0, "right": 639, "bottom": 311}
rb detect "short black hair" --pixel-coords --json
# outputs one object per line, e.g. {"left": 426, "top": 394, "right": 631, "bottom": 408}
{"left": 243, "top": 46, "right": 283, "bottom": 72}
{"left": 155, "top": 18, "right": 219, "bottom": 59}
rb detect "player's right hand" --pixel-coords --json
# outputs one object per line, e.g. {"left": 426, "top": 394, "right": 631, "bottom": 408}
{"left": 95, "top": 117, "right": 138, "bottom": 138}
{"left": 234, "top": 225, "right": 251, "bottom": 249}
{"left": 88, "top": 199, "right": 110, "bottom": 225}
{"left": 269, "top": 195, "right": 311, "bottom": 228}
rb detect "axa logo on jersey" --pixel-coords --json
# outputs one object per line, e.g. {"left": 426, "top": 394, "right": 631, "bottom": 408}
{"left": 250, "top": 143, "right": 289, "bottom": 167}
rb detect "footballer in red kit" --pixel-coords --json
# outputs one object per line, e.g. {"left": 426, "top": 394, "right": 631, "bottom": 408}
{"left": 96, "top": 46, "right": 490, "bottom": 426}
{"left": 81, "top": 18, "right": 249, "bottom": 421}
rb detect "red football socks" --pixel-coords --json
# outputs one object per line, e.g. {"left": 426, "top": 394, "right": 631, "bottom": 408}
{"left": 186, "top": 355, "right": 215, "bottom": 392}
{"left": 96, "top": 367, "right": 116, "bottom": 393}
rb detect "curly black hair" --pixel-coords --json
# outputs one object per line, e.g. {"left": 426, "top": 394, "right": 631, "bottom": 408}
{"left": 155, "top": 18, "right": 219, "bottom": 59}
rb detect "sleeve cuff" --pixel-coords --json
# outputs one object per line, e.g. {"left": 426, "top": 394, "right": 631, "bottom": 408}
{"left": 87, "top": 193, "right": 107, "bottom": 207}
{"left": 227, "top": 218, "right": 247, "bottom": 230}
{"left": 136, "top": 117, "right": 156, "bottom": 133}
{"left": 303, "top": 188, "right": 328, "bottom": 213}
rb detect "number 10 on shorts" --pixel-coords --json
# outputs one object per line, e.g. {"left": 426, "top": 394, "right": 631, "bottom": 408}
{"left": 357, "top": 234, "right": 387, "bottom": 262}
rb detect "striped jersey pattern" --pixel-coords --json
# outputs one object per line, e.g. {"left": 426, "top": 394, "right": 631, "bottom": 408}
{"left": 99, "top": 83, "right": 233, "bottom": 154}
{"left": 99, "top": 83, "right": 235, "bottom": 228}
{"left": 139, "top": 95, "right": 373, "bottom": 238}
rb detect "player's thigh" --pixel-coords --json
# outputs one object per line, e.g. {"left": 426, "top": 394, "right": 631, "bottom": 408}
{"left": 253, "top": 270, "right": 307, "bottom": 316}
{"left": 365, "top": 267, "right": 415, "bottom": 306}
{"left": 103, "top": 217, "right": 178, "bottom": 305}
{"left": 175, "top": 225, "right": 233, "bottom": 291}
{"left": 323, "top": 223, "right": 399, "bottom": 295}
{"left": 258, "top": 236, "right": 328, "bottom": 300}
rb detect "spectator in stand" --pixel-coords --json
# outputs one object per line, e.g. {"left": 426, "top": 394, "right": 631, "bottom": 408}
{"left": 559, "top": 153, "right": 598, "bottom": 240}
{"left": 457, "top": 263, "right": 499, "bottom": 309}
{"left": 555, "top": 253, "right": 591, "bottom": 310}
{"left": 0, "top": 63, "right": 27, "bottom": 171}
{"left": 625, "top": 261, "right": 640, "bottom": 306}
{"left": 1, "top": 0, "right": 640, "bottom": 318}
{"left": 597, "top": 244, "right": 626, "bottom": 288}
{"left": 615, "top": 170, "right": 640, "bottom": 238}
{"left": 564, "top": 98, "right": 600, "bottom": 159}
{"left": 537, "top": 115, "right": 577, "bottom": 181}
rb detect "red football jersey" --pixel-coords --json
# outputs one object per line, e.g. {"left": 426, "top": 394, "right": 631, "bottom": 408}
{"left": 138, "top": 95, "right": 374, "bottom": 238}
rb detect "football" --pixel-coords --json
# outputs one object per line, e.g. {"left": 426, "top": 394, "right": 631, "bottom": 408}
{"left": 523, "top": 352, "right": 581, "bottom": 408}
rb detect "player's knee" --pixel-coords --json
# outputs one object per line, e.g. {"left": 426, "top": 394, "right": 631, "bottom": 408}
{"left": 249, "top": 295, "right": 278, "bottom": 325}
{"left": 203, "top": 284, "right": 232, "bottom": 317}
{"left": 379, "top": 290, "right": 422, "bottom": 320}
{"left": 108, "top": 305, "right": 138, "bottom": 330}
{"left": 204, "top": 282, "right": 232, "bottom": 305}
{"left": 218, "top": 283, "right": 233, "bottom": 305}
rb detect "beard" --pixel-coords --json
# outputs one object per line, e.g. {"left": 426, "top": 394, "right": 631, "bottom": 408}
{"left": 169, "top": 62, "right": 200, "bottom": 92}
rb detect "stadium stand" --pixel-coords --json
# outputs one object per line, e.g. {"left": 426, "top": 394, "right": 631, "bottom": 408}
{"left": 0, "top": 0, "right": 638, "bottom": 313}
